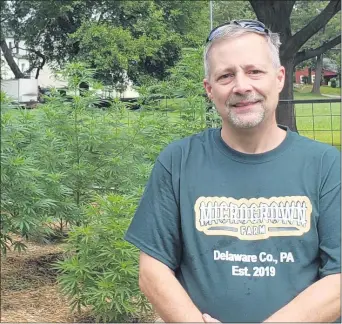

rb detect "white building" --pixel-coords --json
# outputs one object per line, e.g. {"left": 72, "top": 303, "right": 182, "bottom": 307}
{"left": 1, "top": 37, "right": 35, "bottom": 80}
{"left": 1, "top": 36, "right": 69, "bottom": 89}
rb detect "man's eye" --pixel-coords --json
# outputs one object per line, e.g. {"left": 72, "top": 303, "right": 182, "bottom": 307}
{"left": 249, "top": 70, "right": 262, "bottom": 74}
{"left": 220, "top": 73, "right": 234, "bottom": 79}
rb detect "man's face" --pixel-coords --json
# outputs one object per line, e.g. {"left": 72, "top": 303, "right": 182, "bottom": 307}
{"left": 203, "top": 33, "right": 285, "bottom": 129}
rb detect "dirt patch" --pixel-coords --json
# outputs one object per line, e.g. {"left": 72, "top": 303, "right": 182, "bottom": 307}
{"left": 2, "top": 252, "right": 63, "bottom": 291}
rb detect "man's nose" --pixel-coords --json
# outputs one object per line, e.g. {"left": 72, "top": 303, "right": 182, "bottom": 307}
{"left": 232, "top": 73, "right": 253, "bottom": 94}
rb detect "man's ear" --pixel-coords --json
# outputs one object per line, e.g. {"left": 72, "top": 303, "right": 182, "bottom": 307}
{"left": 203, "top": 78, "right": 213, "bottom": 100}
{"left": 277, "top": 66, "right": 285, "bottom": 93}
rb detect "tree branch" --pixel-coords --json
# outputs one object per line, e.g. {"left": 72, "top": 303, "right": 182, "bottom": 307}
{"left": 282, "top": 0, "right": 341, "bottom": 57}
{"left": 249, "top": 0, "right": 296, "bottom": 27}
{"left": 294, "top": 35, "right": 341, "bottom": 66}
{"left": 0, "top": 30, "right": 25, "bottom": 78}
{"left": 249, "top": 0, "right": 295, "bottom": 46}
{"left": 17, "top": 47, "right": 46, "bottom": 78}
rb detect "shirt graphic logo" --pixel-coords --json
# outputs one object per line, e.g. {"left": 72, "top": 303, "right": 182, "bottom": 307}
{"left": 194, "top": 196, "right": 312, "bottom": 240}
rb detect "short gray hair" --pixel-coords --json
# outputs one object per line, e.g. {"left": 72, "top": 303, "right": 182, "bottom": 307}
{"left": 204, "top": 24, "right": 281, "bottom": 78}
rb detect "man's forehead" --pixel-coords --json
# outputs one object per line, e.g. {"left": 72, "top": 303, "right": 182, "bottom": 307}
{"left": 208, "top": 35, "right": 273, "bottom": 67}
{"left": 214, "top": 63, "right": 269, "bottom": 72}
{"left": 210, "top": 33, "right": 269, "bottom": 54}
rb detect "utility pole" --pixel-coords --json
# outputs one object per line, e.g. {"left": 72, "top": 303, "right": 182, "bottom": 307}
{"left": 209, "top": 0, "right": 213, "bottom": 31}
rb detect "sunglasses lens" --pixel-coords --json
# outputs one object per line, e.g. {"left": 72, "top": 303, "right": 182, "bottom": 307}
{"left": 208, "top": 27, "right": 225, "bottom": 42}
{"left": 207, "top": 20, "right": 268, "bottom": 43}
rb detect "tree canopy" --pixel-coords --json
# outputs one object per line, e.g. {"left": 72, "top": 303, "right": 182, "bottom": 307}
{"left": 0, "top": 0, "right": 208, "bottom": 87}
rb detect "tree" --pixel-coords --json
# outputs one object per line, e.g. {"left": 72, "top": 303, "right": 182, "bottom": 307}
{"left": 0, "top": 0, "right": 75, "bottom": 79}
{"left": 212, "top": 1, "right": 256, "bottom": 26}
{"left": 249, "top": 0, "right": 341, "bottom": 130}
{"left": 0, "top": 29, "right": 25, "bottom": 79}
{"left": 1, "top": 0, "right": 208, "bottom": 85}
{"left": 291, "top": 1, "right": 341, "bottom": 94}
{"left": 328, "top": 48, "right": 341, "bottom": 85}
{"left": 311, "top": 54, "right": 324, "bottom": 94}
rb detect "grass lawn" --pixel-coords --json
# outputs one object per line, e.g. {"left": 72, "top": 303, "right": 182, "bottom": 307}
{"left": 320, "top": 85, "right": 341, "bottom": 96}
{"left": 295, "top": 84, "right": 341, "bottom": 96}
{"left": 293, "top": 91, "right": 341, "bottom": 149}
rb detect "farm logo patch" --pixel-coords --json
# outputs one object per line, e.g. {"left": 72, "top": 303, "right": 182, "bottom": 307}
{"left": 194, "top": 196, "right": 312, "bottom": 240}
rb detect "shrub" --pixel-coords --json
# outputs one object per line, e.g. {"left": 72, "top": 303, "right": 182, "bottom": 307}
{"left": 0, "top": 100, "right": 56, "bottom": 254}
{"left": 55, "top": 194, "right": 151, "bottom": 322}
{"left": 331, "top": 78, "right": 337, "bottom": 88}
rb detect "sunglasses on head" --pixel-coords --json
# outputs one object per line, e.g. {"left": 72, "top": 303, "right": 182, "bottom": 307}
{"left": 206, "top": 19, "right": 269, "bottom": 43}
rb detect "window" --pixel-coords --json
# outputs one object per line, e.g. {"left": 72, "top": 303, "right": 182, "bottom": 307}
{"left": 312, "top": 75, "right": 315, "bottom": 82}
{"left": 299, "top": 75, "right": 304, "bottom": 84}
{"left": 8, "top": 41, "right": 12, "bottom": 50}
{"left": 21, "top": 63, "right": 25, "bottom": 72}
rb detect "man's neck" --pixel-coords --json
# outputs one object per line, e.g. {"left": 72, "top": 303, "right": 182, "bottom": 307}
{"left": 221, "top": 121, "right": 287, "bottom": 154}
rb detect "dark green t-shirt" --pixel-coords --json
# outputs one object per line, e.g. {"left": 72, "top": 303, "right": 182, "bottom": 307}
{"left": 125, "top": 126, "right": 341, "bottom": 323}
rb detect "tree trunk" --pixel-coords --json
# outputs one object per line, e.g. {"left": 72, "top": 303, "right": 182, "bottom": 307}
{"left": 277, "top": 59, "right": 297, "bottom": 131}
{"left": 311, "top": 54, "right": 323, "bottom": 94}
{"left": 0, "top": 34, "right": 25, "bottom": 79}
{"left": 308, "top": 67, "right": 312, "bottom": 85}
{"left": 249, "top": 0, "right": 340, "bottom": 131}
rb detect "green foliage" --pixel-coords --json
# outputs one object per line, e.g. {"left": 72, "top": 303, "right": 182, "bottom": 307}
{"left": 331, "top": 78, "right": 337, "bottom": 88}
{"left": 1, "top": 63, "right": 145, "bottom": 253}
{"left": 55, "top": 194, "right": 151, "bottom": 322}
{"left": 2, "top": 0, "right": 208, "bottom": 85}
{"left": 1, "top": 104, "right": 52, "bottom": 254}
{"left": 139, "top": 46, "right": 221, "bottom": 129}
{"left": 212, "top": 1, "right": 256, "bottom": 26}
{"left": 70, "top": 23, "right": 140, "bottom": 88}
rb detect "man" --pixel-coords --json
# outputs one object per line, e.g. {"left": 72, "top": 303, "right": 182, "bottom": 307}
{"left": 124, "top": 20, "right": 341, "bottom": 323}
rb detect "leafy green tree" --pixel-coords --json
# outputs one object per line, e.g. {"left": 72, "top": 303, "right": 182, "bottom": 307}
{"left": 1, "top": 0, "right": 208, "bottom": 85}
{"left": 212, "top": 1, "right": 256, "bottom": 25}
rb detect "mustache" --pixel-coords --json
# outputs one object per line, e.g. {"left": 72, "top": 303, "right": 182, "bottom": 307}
{"left": 227, "top": 94, "right": 264, "bottom": 106}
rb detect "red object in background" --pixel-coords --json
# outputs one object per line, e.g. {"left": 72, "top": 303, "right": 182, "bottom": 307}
{"left": 295, "top": 67, "right": 337, "bottom": 84}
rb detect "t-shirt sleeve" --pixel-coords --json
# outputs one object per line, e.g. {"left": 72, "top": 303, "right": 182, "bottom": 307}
{"left": 124, "top": 154, "right": 182, "bottom": 271}
{"left": 318, "top": 147, "right": 341, "bottom": 278}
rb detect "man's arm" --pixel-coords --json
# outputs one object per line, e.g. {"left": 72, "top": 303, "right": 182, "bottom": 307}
{"left": 139, "top": 252, "right": 204, "bottom": 323}
{"left": 263, "top": 274, "right": 340, "bottom": 323}
{"left": 203, "top": 274, "right": 340, "bottom": 323}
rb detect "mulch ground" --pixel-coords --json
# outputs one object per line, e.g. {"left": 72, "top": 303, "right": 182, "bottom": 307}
{"left": 1, "top": 237, "right": 97, "bottom": 323}
{"left": 1, "top": 235, "right": 158, "bottom": 323}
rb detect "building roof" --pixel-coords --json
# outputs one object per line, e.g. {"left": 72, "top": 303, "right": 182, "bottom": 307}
{"left": 296, "top": 67, "right": 338, "bottom": 76}
{"left": 323, "top": 69, "right": 337, "bottom": 76}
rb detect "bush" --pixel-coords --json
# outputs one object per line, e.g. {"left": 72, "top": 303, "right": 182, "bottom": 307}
{"left": 331, "top": 78, "right": 337, "bottom": 88}
{"left": 1, "top": 99, "right": 57, "bottom": 254}
{"left": 1, "top": 63, "right": 148, "bottom": 252}
{"left": 55, "top": 194, "right": 151, "bottom": 322}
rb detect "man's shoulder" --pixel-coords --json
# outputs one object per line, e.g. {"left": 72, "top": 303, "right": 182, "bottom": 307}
{"left": 293, "top": 131, "right": 340, "bottom": 160}
{"left": 157, "top": 128, "right": 215, "bottom": 163}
